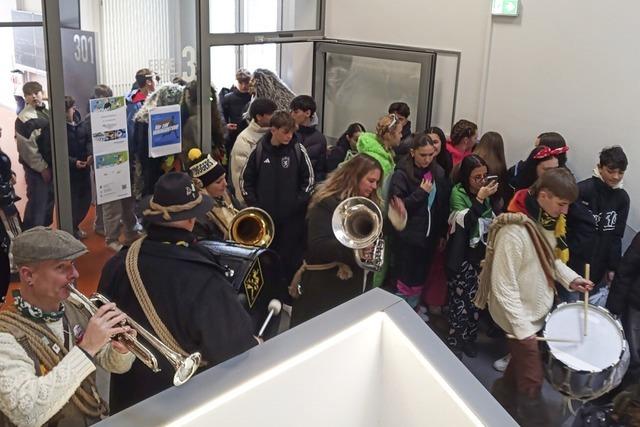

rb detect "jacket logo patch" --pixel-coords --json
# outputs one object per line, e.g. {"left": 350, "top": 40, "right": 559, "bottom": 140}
{"left": 281, "top": 156, "right": 290, "bottom": 168}
{"left": 594, "top": 210, "right": 617, "bottom": 231}
{"left": 263, "top": 158, "right": 271, "bottom": 164}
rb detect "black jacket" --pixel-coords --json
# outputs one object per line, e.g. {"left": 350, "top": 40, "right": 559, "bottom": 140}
{"left": 290, "top": 195, "right": 367, "bottom": 326}
{"left": 568, "top": 176, "right": 630, "bottom": 286}
{"left": 67, "top": 119, "right": 92, "bottom": 181}
{"left": 393, "top": 121, "right": 413, "bottom": 156}
{"left": 327, "top": 135, "right": 353, "bottom": 172}
{"left": 98, "top": 225, "right": 256, "bottom": 413}
{"left": 240, "top": 133, "right": 314, "bottom": 224}
{"left": 221, "top": 88, "right": 251, "bottom": 143}
{"left": 295, "top": 124, "right": 327, "bottom": 182}
{"left": 390, "top": 158, "right": 450, "bottom": 248}
{"left": 607, "top": 232, "right": 640, "bottom": 315}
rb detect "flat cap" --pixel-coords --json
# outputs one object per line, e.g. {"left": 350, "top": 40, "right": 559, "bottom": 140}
{"left": 13, "top": 227, "right": 88, "bottom": 266}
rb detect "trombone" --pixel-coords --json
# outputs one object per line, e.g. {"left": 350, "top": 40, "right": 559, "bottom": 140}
{"left": 67, "top": 284, "right": 202, "bottom": 386}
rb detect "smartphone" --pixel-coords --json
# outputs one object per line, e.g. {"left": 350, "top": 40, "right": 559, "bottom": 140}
{"left": 485, "top": 175, "right": 498, "bottom": 183}
{"left": 423, "top": 171, "right": 433, "bottom": 182}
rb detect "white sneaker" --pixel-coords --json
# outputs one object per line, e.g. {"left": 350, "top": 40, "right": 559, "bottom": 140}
{"left": 416, "top": 305, "right": 429, "bottom": 322}
{"left": 493, "top": 354, "right": 511, "bottom": 372}
{"left": 107, "top": 241, "right": 123, "bottom": 252}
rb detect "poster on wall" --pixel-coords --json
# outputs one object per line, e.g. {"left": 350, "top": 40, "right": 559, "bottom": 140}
{"left": 148, "top": 104, "right": 182, "bottom": 158}
{"left": 89, "top": 96, "right": 132, "bottom": 205}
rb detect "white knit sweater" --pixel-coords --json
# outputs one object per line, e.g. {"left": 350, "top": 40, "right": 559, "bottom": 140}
{"left": 0, "top": 319, "right": 135, "bottom": 427}
{"left": 230, "top": 119, "right": 269, "bottom": 204}
{"left": 488, "top": 223, "right": 581, "bottom": 339}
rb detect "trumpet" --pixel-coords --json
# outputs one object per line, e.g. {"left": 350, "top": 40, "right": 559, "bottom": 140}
{"left": 331, "top": 197, "right": 385, "bottom": 272}
{"left": 67, "top": 284, "right": 202, "bottom": 386}
{"left": 229, "top": 207, "right": 275, "bottom": 247}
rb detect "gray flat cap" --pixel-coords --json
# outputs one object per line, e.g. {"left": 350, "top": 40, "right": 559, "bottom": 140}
{"left": 13, "top": 227, "right": 88, "bottom": 266}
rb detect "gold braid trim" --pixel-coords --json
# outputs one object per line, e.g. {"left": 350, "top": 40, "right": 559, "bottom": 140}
{"left": 142, "top": 193, "right": 204, "bottom": 221}
{"left": 0, "top": 311, "right": 107, "bottom": 418}
{"left": 125, "top": 237, "right": 207, "bottom": 366}
{"left": 474, "top": 213, "right": 556, "bottom": 310}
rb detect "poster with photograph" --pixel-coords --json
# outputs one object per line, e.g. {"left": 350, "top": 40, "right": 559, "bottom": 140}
{"left": 148, "top": 104, "right": 182, "bottom": 158}
{"left": 89, "top": 96, "right": 132, "bottom": 204}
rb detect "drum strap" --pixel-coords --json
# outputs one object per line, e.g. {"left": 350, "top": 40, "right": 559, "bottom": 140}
{"left": 474, "top": 213, "right": 556, "bottom": 309}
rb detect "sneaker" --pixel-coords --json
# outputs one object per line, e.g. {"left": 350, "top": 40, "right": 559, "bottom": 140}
{"left": 493, "top": 354, "right": 511, "bottom": 372}
{"left": 123, "top": 231, "right": 145, "bottom": 246}
{"left": 462, "top": 342, "right": 478, "bottom": 358}
{"left": 415, "top": 305, "right": 430, "bottom": 322}
{"left": 74, "top": 229, "right": 88, "bottom": 239}
{"left": 107, "top": 241, "right": 123, "bottom": 252}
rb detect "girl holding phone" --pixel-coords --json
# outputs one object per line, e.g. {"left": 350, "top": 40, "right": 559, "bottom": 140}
{"left": 390, "top": 133, "right": 450, "bottom": 308}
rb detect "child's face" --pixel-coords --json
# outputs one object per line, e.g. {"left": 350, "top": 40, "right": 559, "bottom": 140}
{"left": 598, "top": 164, "right": 625, "bottom": 188}
{"left": 25, "top": 90, "right": 43, "bottom": 107}
{"left": 271, "top": 127, "right": 294, "bottom": 145}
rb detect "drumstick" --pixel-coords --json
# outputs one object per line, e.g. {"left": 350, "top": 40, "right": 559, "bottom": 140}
{"left": 506, "top": 334, "right": 579, "bottom": 343}
{"left": 584, "top": 264, "right": 590, "bottom": 336}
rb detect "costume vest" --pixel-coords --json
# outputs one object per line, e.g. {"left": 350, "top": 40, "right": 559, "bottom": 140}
{"left": 0, "top": 299, "right": 106, "bottom": 427}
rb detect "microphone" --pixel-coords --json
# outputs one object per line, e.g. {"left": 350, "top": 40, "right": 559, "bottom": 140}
{"left": 258, "top": 299, "right": 282, "bottom": 338}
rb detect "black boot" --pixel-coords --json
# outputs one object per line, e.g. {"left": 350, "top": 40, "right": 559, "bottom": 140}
{"left": 515, "top": 392, "right": 551, "bottom": 427}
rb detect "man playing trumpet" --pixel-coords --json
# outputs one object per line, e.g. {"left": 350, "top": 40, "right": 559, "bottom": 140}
{"left": 0, "top": 227, "right": 135, "bottom": 427}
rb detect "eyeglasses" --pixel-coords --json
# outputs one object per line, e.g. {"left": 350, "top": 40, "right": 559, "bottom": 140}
{"left": 471, "top": 174, "right": 487, "bottom": 182}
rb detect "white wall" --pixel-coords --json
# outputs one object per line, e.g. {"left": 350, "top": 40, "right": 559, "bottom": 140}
{"left": 482, "top": 1, "right": 640, "bottom": 230}
{"left": 325, "top": 0, "right": 492, "bottom": 130}
{"left": 326, "top": 0, "right": 640, "bottom": 231}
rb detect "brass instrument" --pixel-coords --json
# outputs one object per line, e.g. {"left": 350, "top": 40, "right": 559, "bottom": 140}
{"left": 331, "top": 197, "right": 385, "bottom": 272}
{"left": 229, "top": 207, "right": 275, "bottom": 247}
{"left": 67, "top": 285, "right": 202, "bottom": 386}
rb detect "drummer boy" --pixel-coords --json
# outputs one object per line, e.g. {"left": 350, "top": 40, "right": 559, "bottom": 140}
{"left": 473, "top": 168, "right": 593, "bottom": 426}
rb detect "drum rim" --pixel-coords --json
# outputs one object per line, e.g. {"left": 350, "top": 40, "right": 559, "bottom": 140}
{"left": 543, "top": 302, "right": 628, "bottom": 373}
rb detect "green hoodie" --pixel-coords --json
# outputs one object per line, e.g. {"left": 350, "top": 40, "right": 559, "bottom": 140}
{"left": 356, "top": 132, "right": 395, "bottom": 177}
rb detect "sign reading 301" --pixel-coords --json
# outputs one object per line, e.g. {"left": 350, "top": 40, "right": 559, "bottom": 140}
{"left": 73, "top": 33, "right": 96, "bottom": 65}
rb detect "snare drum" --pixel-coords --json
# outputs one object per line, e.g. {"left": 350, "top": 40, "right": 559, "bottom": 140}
{"left": 542, "top": 302, "right": 630, "bottom": 400}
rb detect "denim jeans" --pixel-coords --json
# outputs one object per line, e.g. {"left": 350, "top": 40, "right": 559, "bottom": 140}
{"left": 22, "top": 166, "right": 54, "bottom": 229}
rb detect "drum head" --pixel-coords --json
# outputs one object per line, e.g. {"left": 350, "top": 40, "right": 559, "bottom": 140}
{"left": 544, "top": 303, "right": 623, "bottom": 372}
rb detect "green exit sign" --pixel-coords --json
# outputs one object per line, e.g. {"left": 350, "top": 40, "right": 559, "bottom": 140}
{"left": 492, "top": 0, "right": 519, "bottom": 16}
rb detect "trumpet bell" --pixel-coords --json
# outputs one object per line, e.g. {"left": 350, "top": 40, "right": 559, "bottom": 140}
{"left": 230, "top": 207, "right": 275, "bottom": 247}
{"left": 174, "top": 352, "right": 202, "bottom": 386}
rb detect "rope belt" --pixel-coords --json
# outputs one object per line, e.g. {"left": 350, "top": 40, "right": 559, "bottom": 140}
{"left": 288, "top": 260, "right": 353, "bottom": 299}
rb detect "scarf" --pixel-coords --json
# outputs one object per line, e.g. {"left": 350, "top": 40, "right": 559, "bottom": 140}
{"left": 449, "top": 183, "right": 494, "bottom": 247}
{"left": 593, "top": 166, "right": 624, "bottom": 189}
{"left": 507, "top": 189, "right": 569, "bottom": 263}
{"left": 12, "top": 290, "right": 65, "bottom": 323}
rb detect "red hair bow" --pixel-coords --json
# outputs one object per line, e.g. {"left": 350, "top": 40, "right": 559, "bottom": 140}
{"left": 533, "top": 145, "right": 569, "bottom": 160}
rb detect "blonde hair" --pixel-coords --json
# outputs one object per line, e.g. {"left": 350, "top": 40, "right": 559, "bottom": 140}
{"left": 375, "top": 114, "right": 400, "bottom": 139}
{"left": 309, "top": 154, "right": 382, "bottom": 210}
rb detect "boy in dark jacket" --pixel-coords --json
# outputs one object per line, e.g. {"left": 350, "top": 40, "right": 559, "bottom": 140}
{"left": 290, "top": 95, "right": 327, "bottom": 182}
{"left": 241, "top": 111, "right": 314, "bottom": 298}
{"left": 607, "top": 232, "right": 640, "bottom": 373}
{"left": 221, "top": 68, "right": 252, "bottom": 155}
{"left": 568, "top": 146, "right": 629, "bottom": 304}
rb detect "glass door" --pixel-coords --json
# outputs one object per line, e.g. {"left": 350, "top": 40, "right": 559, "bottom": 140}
{"left": 313, "top": 41, "right": 437, "bottom": 143}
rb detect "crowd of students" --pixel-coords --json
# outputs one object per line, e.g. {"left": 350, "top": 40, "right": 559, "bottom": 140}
{"left": 1, "top": 65, "right": 638, "bottom": 425}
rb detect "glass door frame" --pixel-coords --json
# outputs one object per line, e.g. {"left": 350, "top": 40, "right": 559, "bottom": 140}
{"left": 312, "top": 40, "right": 438, "bottom": 135}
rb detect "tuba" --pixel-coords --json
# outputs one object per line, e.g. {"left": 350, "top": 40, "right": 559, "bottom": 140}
{"left": 331, "top": 197, "right": 385, "bottom": 272}
{"left": 67, "top": 284, "right": 202, "bottom": 386}
{"left": 229, "top": 207, "right": 275, "bottom": 247}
